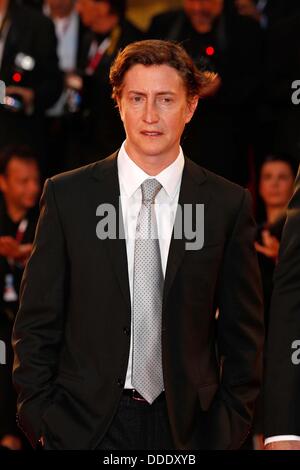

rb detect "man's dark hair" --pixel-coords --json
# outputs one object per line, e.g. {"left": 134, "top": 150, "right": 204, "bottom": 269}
{"left": 110, "top": 39, "right": 215, "bottom": 102}
{"left": 0, "top": 145, "right": 39, "bottom": 175}
{"left": 95, "top": 0, "right": 126, "bottom": 20}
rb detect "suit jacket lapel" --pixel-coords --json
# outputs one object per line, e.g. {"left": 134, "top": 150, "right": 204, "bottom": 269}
{"left": 163, "top": 158, "right": 210, "bottom": 304}
{"left": 88, "top": 153, "right": 210, "bottom": 312}
{"left": 89, "top": 152, "right": 131, "bottom": 311}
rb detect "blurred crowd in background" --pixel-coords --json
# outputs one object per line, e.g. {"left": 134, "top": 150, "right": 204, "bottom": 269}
{"left": 0, "top": 0, "right": 300, "bottom": 451}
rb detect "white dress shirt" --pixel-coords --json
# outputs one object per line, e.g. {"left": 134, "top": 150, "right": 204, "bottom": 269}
{"left": 117, "top": 142, "right": 184, "bottom": 389}
{"left": 265, "top": 435, "right": 300, "bottom": 445}
{"left": 44, "top": 8, "right": 79, "bottom": 116}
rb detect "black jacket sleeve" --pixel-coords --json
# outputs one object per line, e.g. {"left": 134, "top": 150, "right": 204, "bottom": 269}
{"left": 12, "top": 179, "right": 67, "bottom": 447}
{"left": 217, "top": 190, "right": 264, "bottom": 448}
{"left": 264, "top": 166, "right": 300, "bottom": 437}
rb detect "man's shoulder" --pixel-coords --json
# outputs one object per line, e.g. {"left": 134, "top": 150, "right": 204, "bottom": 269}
{"left": 185, "top": 159, "right": 249, "bottom": 224}
{"left": 186, "top": 158, "right": 245, "bottom": 199}
{"left": 148, "top": 9, "right": 185, "bottom": 37}
{"left": 50, "top": 152, "right": 118, "bottom": 188}
{"left": 150, "top": 9, "right": 183, "bottom": 23}
{"left": 12, "top": 4, "right": 54, "bottom": 29}
{"left": 48, "top": 152, "right": 117, "bottom": 200}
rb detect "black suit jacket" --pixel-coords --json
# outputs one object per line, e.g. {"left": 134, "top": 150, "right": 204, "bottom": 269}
{"left": 12, "top": 154, "right": 264, "bottom": 449}
{"left": 264, "top": 166, "right": 300, "bottom": 437}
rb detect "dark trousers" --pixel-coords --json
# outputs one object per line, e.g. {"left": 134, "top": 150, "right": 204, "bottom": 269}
{"left": 97, "top": 393, "right": 175, "bottom": 450}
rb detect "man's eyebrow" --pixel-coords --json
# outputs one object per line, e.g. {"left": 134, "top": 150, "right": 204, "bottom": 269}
{"left": 127, "top": 91, "right": 177, "bottom": 96}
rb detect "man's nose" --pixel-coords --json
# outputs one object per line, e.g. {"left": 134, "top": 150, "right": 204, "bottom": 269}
{"left": 143, "top": 101, "right": 159, "bottom": 124}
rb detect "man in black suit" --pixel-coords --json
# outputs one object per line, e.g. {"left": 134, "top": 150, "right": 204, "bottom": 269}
{"left": 12, "top": 39, "right": 264, "bottom": 450}
{"left": 234, "top": 0, "right": 300, "bottom": 28}
{"left": 0, "top": 0, "right": 62, "bottom": 169}
{"left": 264, "top": 167, "right": 300, "bottom": 450}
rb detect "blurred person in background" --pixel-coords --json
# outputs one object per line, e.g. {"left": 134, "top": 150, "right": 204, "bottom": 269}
{"left": 68, "top": 0, "right": 143, "bottom": 167}
{"left": 0, "top": 145, "right": 40, "bottom": 451}
{"left": 248, "top": 155, "right": 296, "bottom": 450}
{"left": 234, "top": 0, "right": 300, "bottom": 29}
{"left": 0, "top": 0, "right": 62, "bottom": 174}
{"left": 148, "top": 0, "right": 263, "bottom": 186}
{"left": 43, "top": 0, "right": 86, "bottom": 176}
{"left": 255, "top": 154, "right": 297, "bottom": 328}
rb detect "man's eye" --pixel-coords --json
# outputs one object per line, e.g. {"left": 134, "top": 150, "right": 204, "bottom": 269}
{"left": 132, "top": 96, "right": 142, "bottom": 103}
{"left": 160, "top": 97, "right": 173, "bottom": 104}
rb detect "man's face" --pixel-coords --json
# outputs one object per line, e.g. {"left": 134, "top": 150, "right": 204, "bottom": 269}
{"left": 117, "top": 64, "right": 198, "bottom": 165}
{"left": 0, "top": 158, "right": 40, "bottom": 211}
{"left": 46, "top": 0, "right": 75, "bottom": 19}
{"left": 76, "top": 0, "right": 118, "bottom": 34}
{"left": 184, "top": 0, "right": 224, "bottom": 33}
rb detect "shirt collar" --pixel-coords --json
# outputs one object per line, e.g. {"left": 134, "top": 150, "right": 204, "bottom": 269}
{"left": 117, "top": 141, "right": 184, "bottom": 200}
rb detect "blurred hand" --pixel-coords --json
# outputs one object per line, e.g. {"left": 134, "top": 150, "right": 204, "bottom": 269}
{"left": 253, "top": 433, "right": 264, "bottom": 450}
{"left": 254, "top": 230, "right": 280, "bottom": 260}
{"left": 6, "top": 86, "right": 34, "bottom": 110}
{"left": 17, "top": 243, "right": 33, "bottom": 265}
{"left": 265, "top": 440, "right": 300, "bottom": 450}
{"left": 0, "top": 236, "right": 32, "bottom": 262}
{"left": 235, "top": 0, "right": 261, "bottom": 21}
{"left": 0, "top": 434, "right": 22, "bottom": 450}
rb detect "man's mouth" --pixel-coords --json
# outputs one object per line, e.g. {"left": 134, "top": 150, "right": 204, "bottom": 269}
{"left": 141, "top": 131, "right": 163, "bottom": 137}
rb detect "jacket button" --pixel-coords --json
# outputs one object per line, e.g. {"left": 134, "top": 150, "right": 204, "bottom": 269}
{"left": 123, "top": 327, "right": 130, "bottom": 336}
{"left": 117, "top": 378, "right": 124, "bottom": 388}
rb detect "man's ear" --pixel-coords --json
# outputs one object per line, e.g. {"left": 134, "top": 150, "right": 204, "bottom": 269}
{"left": 185, "top": 96, "right": 199, "bottom": 124}
{"left": 117, "top": 98, "right": 124, "bottom": 122}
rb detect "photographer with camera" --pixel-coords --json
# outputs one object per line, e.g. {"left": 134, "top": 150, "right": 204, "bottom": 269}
{"left": 0, "top": 0, "right": 62, "bottom": 174}
{"left": 43, "top": 0, "right": 87, "bottom": 176}
{"left": 67, "top": 0, "right": 143, "bottom": 167}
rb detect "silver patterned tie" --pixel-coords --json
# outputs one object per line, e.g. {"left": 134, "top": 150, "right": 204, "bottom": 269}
{"left": 132, "top": 178, "right": 164, "bottom": 404}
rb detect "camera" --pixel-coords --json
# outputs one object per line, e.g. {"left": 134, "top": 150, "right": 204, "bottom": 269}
{"left": 3, "top": 52, "right": 35, "bottom": 113}
{"left": 64, "top": 73, "right": 84, "bottom": 114}
{"left": 3, "top": 94, "right": 24, "bottom": 112}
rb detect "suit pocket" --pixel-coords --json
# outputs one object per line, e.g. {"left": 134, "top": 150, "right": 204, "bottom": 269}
{"left": 198, "top": 383, "right": 219, "bottom": 411}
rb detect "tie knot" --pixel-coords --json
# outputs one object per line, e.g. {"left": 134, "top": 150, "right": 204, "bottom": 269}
{"left": 141, "top": 179, "right": 162, "bottom": 203}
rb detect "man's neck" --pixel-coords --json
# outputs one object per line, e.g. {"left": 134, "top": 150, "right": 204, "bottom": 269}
{"left": 124, "top": 143, "right": 179, "bottom": 176}
{"left": 5, "top": 201, "right": 27, "bottom": 223}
